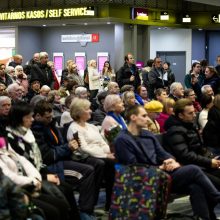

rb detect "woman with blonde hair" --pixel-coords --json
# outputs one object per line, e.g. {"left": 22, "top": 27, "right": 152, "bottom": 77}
{"left": 88, "top": 59, "right": 100, "bottom": 100}
{"left": 60, "top": 60, "right": 75, "bottom": 85}
{"left": 67, "top": 97, "right": 115, "bottom": 211}
{"left": 156, "top": 98, "right": 175, "bottom": 133}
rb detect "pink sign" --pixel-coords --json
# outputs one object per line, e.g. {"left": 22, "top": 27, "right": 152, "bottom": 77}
{"left": 75, "top": 56, "right": 86, "bottom": 71}
{"left": 98, "top": 56, "right": 108, "bottom": 72}
{"left": 53, "top": 56, "right": 63, "bottom": 76}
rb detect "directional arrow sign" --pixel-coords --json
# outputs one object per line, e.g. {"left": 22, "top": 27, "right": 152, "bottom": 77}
{"left": 212, "top": 15, "right": 219, "bottom": 23}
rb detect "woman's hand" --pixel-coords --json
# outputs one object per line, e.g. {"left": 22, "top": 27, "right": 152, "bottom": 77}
{"left": 47, "top": 174, "right": 60, "bottom": 185}
{"left": 68, "top": 139, "right": 79, "bottom": 151}
{"left": 107, "top": 153, "right": 115, "bottom": 160}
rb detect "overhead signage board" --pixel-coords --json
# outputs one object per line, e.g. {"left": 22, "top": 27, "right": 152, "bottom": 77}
{"left": 0, "top": 6, "right": 95, "bottom": 21}
{"left": 131, "top": 8, "right": 148, "bottom": 21}
{"left": 61, "top": 33, "right": 99, "bottom": 46}
{"left": 212, "top": 14, "right": 220, "bottom": 23}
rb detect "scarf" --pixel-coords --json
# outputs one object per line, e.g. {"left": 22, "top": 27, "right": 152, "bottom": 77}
{"left": 107, "top": 111, "right": 127, "bottom": 130}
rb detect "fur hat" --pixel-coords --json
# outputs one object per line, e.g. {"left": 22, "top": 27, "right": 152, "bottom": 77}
{"left": 144, "top": 100, "right": 163, "bottom": 113}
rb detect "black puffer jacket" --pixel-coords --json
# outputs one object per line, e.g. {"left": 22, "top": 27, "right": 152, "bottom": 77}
{"left": 164, "top": 115, "right": 212, "bottom": 168}
{"left": 203, "top": 106, "right": 220, "bottom": 150}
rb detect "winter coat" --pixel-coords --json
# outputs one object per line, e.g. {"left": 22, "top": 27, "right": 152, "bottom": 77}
{"left": 203, "top": 106, "right": 220, "bottom": 151}
{"left": 0, "top": 168, "right": 27, "bottom": 220}
{"left": 30, "top": 63, "right": 54, "bottom": 88}
{"left": 116, "top": 63, "right": 141, "bottom": 90}
{"left": 31, "top": 120, "right": 72, "bottom": 180}
{"left": 164, "top": 115, "right": 212, "bottom": 168}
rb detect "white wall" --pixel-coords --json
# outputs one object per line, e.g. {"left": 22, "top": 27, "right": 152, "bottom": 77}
{"left": 150, "top": 28, "right": 192, "bottom": 73}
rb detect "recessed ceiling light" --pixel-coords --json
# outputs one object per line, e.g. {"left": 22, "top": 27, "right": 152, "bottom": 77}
{"left": 158, "top": 27, "right": 161, "bottom": 29}
{"left": 84, "top": 23, "right": 88, "bottom": 25}
{"left": 198, "top": 28, "right": 203, "bottom": 31}
{"left": 42, "top": 24, "right": 47, "bottom": 27}
{"left": 62, "top": 24, "right": 66, "bottom": 26}
{"left": 107, "top": 22, "right": 111, "bottom": 24}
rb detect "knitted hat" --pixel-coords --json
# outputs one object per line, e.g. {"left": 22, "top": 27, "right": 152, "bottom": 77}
{"left": 144, "top": 100, "right": 163, "bottom": 113}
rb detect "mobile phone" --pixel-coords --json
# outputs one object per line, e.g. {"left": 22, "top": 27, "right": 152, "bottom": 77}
{"left": 73, "top": 132, "right": 80, "bottom": 146}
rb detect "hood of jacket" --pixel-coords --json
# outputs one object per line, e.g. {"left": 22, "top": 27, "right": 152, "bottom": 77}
{"left": 164, "top": 115, "right": 194, "bottom": 131}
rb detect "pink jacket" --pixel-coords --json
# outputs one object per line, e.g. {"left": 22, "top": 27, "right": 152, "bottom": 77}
{"left": 156, "top": 113, "right": 170, "bottom": 133}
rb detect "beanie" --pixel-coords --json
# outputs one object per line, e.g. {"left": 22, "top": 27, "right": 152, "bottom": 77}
{"left": 144, "top": 100, "right": 163, "bottom": 113}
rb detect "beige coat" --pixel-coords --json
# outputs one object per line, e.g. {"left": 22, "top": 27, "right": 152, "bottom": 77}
{"left": 88, "top": 67, "right": 100, "bottom": 90}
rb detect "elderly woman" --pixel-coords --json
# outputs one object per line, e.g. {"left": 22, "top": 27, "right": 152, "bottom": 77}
{"left": 101, "top": 94, "right": 126, "bottom": 133}
{"left": 67, "top": 97, "right": 115, "bottom": 211}
{"left": 47, "top": 90, "right": 64, "bottom": 121}
{"left": 15, "top": 65, "right": 29, "bottom": 95}
{"left": 88, "top": 59, "right": 100, "bottom": 100}
{"left": 75, "top": 86, "right": 88, "bottom": 99}
{"left": 122, "top": 91, "right": 136, "bottom": 108}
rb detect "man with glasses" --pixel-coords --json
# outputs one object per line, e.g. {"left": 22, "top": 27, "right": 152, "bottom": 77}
{"left": 148, "top": 57, "right": 165, "bottom": 99}
{"left": 116, "top": 53, "right": 141, "bottom": 91}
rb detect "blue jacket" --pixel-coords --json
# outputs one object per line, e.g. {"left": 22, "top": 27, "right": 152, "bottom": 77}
{"left": 31, "top": 120, "right": 72, "bottom": 180}
{"left": 114, "top": 129, "right": 173, "bottom": 165}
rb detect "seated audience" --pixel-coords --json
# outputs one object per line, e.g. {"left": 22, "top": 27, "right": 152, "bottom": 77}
{"left": 184, "top": 88, "right": 202, "bottom": 112}
{"left": 31, "top": 100, "right": 98, "bottom": 220}
{"left": 39, "top": 85, "right": 51, "bottom": 97}
{"left": 198, "top": 94, "right": 214, "bottom": 130}
{"left": 60, "top": 95, "right": 75, "bottom": 127}
{"left": 164, "top": 98, "right": 220, "bottom": 192}
{"left": 26, "top": 79, "right": 41, "bottom": 102}
{"left": 201, "top": 85, "right": 214, "bottom": 97}
{"left": 0, "top": 83, "right": 7, "bottom": 96}
{"left": 93, "top": 91, "right": 108, "bottom": 125}
{"left": 144, "top": 100, "right": 163, "bottom": 134}
{"left": 154, "top": 88, "right": 168, "bottom": 102}
{"left": 7, "top": 83, "right": 23, "bottom": 103}
{"left": 203, "top": 94, "right": 220, "bottom": 155}
{"left": 107, "top": 82, "right": 120, "bottom": 95}
{"left": 0, "top": 96, "right": 11, "bottom": 137}
{"left": 156, "top": 98, "right": 175, "bottom": 133}
{"left": 0, "top": 63, "right": 13, "bottom": 87}
{"left": 136, "top": 85, "right": 149, "bottom": 104}
{"left": 102, "top": 94, "right": 126, "bottom": 133}
{"left": 67, "top": 97, "right": 115, "bottom": 211}
{"left": 169, "top": 82, "right": 184, "bottom": 101}
{"left": 114, "top": 104, "right": 220, "bottom": 220}
{"left": 6, "top": 101, "right": 80, "bottom": 219}
{"left": 75, "top": 86, "right": 88, "bottom": 99}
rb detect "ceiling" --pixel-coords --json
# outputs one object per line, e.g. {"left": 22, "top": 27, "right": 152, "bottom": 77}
{"left": 185, "top": 0, "right": 220, "bottom": 7}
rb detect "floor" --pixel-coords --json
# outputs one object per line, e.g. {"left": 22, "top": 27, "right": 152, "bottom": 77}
{"left": 94, "top": 193, "right": 220, "bottom": 219}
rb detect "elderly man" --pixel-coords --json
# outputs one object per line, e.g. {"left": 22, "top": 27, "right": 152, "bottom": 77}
{"left": 169, "top": 82, "right": 184, "bottom": 101}
{"left": 201, "top": 85, "right": 214, "bottom": 97}
{"left": 30, "top": 51, "right": 54, "bottom": 88}
{"left": 6, "top": 83, "right": 23, "bottom": 103}
{"left": 40, "top": 85, "right": 51, "bottom": 97}
{"left": 107, "top": 82, "right": 120, "bottom": 95}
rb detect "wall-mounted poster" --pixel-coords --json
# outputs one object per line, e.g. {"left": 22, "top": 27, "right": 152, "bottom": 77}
{"left": 53, "top": 52, "right": 64, "bottom": 77}
{"left": 97, "top": 52, "right": 109, "bottom": 73}
{"left": 75, "top": 52, "right": 86, "bottom": 77}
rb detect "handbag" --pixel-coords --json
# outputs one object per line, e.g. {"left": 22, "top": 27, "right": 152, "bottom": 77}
{"left": 109, "top": 164, "right": 171, "bottom": 220}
